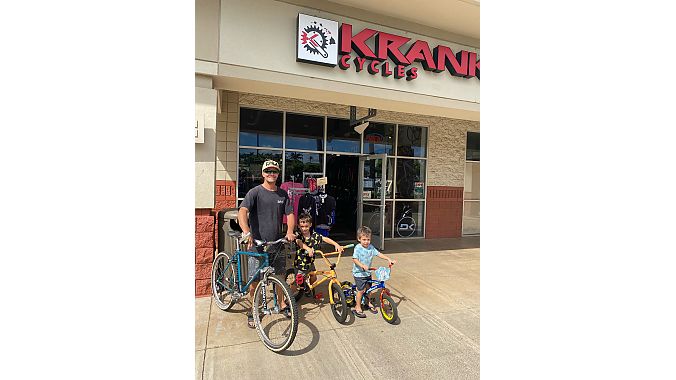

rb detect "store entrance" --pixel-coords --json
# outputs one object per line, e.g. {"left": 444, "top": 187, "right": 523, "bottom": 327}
{"left": 325, "top": 154, "right": 359, "bottom": 242}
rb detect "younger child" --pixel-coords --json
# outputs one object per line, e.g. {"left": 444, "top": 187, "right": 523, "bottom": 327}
{"left": 291, "top": 213, "right": 344, "bottom": 294}
{"left": 352, "top": 226, "right": 397, "bottom": 318}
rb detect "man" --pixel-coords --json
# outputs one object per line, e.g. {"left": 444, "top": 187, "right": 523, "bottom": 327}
{"left": 238, "top": 159, "right": 296, "bottom": 328}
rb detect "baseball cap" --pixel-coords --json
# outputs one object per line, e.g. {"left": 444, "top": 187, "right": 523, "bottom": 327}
{"left": 262, "top": 160, "right": 280, "bottom": 171}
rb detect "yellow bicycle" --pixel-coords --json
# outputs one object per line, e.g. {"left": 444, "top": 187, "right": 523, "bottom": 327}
{"left": 285, "top": 244, "right": 354, "bottom": 324}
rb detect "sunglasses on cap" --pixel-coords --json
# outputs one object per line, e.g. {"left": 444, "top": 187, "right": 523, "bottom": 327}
{"left": 263, "top": 169, "right": 279, "bottom": 174}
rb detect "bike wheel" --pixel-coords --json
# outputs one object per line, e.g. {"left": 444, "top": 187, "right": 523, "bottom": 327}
{"left": 330, "top": 281, "right": 348, "bottom": 324}
{"left": 284, "top": 268, "right": 303, "bottom": 301}
{"left": 211, "top": 252, "right": 236, "bottom": 311}
{"left": 252, "top": 275, "right": 299, "bottom": 352}
{"left": 380, "top": 292, "right": 398, "bottom": 324}
{"left": 340, "top": 281, "right": 355, "bottom": 307}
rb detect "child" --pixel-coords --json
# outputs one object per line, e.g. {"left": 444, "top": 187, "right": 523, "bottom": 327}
{"left": 291, "top": 213, "right": 344, "bottom": 294}
{"left": 352, "top": 226, "right": 397, "bottom": 318}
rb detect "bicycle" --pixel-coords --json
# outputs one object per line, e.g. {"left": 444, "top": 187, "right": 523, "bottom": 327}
{"left": 284, "top": 244, "right": 355, "bottom": 324}
{"left": 341, "top": 263, "right": 398, "bottom": 324}
{"left": 211, "top": 233, "right": 299, "bottom": 353}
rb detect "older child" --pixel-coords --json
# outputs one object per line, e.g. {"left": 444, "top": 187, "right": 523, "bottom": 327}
{"left": 291, "top": 213, "right": 344, "bottom": 294}
{"left": 352, "top": 226, "right": 396, "bottom": 318}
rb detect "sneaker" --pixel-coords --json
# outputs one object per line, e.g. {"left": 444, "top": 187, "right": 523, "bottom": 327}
{"left": 353, "top": 310, "right": 366, "bottom": 318}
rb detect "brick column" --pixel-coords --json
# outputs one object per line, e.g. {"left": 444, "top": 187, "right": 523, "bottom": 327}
{"left": 195, "top": 209, "right": 215, "bottom": 297}
{"left": 425, "top": 186, "right": 463, "bottom": 238}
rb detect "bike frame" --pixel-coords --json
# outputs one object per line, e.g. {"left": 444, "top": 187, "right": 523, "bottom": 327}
{"left": 300, "top": 244, "right": 354, "bottom": 305}
{"left": 223, "top": 247, "right": 281, "bottom": 311}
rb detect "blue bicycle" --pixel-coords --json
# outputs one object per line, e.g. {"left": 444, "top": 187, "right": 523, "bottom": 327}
{"left": 341, "top": 263, "right": 398, "bottom": 324}
{"left": 211, "top": 233, "right": 298, "bottom": 352}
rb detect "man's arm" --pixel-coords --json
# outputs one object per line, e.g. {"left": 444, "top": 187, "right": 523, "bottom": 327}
{"left": 238, "top": 207, "right": 252, "bottom": 249}
{"left": 285, "top": 213, "right": 296, "bottom": 242}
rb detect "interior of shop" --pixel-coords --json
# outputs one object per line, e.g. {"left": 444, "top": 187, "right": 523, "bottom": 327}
{"left": 325, "top": 154, "right": 359, "bottom": 242}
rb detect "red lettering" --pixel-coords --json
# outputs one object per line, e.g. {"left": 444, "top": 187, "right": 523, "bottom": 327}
{"left": 404, "top": 40, "right": 437, "bottom": 71}
{"left": 354, "top": 57, "right": 366, "bottom": 72}
{"left": 433, "top": 45, "right": 469, "bottom": 77}
{"left": 367, "top": 60, "right": 380, "bottom": 74}
{"left": 340, "top": 23, "right": 377, "bottom": 59}
{"left": 406, "top": 67, "right": 418, "bottom": 81}
{"left": 394, "top": 65, "right": 406, "bottom": 79}
{"left": 467, "top": 53, "right": 479, "bottom": 79}
{"left": 381, "top": 61, "right": 392, "bottom": 76}
{"left": 375, "top": 32, "right": 411, "bottom": 65}
{"left": 339, "top": 54, "right": 351, "bottom": 70}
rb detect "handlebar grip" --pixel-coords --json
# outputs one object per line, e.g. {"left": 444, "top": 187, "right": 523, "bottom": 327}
{"left": 343, "top": 244, "right": 355, "bottom": 249}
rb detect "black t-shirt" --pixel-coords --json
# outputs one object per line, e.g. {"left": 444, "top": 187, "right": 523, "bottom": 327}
{"left": 240, "top": 184, "right": 293, "bottom": 242}
{"left": 298, "top": 193, "right": 316, "bottom": 222}
{"left": 315, "top": 193, "right": 336, "bottom": 226}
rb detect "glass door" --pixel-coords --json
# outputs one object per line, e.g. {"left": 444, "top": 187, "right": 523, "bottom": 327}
{"left": 358, "top": 154, "right": 387, "bottom": 250}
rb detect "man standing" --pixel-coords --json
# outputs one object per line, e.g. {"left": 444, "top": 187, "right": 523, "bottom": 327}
{"left": 238, "top": 159, "right": 296, "bottom": 328}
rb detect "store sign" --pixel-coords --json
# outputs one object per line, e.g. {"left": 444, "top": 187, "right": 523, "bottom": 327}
{"left": 296, "top": 14, "right": 338, "bottom": 66}
{"left": 364, "top": 133, "right": 384, "bottom": 143}
{"left": 296, "top": 13, "right": 479, "bottom": 81}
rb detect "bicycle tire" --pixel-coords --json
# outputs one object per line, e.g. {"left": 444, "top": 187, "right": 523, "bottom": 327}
{"left": 329, "top": 281, "right": 348, "bottom": 324}
{"left": 341, "top": 281, "right": 355, "bottom": 307}
{"left": 380, "top": 292, "right": 398, "bottom": 324}
{"left": 252, "top": 274, "right": 299, "bottom": 352}
{"left": 211, "top": 252, "right": 236, "bottom": 311}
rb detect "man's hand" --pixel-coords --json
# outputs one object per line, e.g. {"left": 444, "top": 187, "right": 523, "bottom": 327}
{"left": 285, "top": 231, "right": 296, "bottom": 244}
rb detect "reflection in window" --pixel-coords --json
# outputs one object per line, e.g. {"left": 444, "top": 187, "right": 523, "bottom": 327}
{"left": 327, "top": 118, "right": 360, "bottom": 153}
{"left": 363, "top": 122, "right": 395, "bottom": 155}
{"left": 238, "top": 148, "right": 282, "bottom": 197}
{"left": 394, "top": 201, "right": 424, "bottom": 238}
{"left": 284, "top": 151, "right": 323, "bottom": 184}
{"left": 286, "top": 113, "right": 324, "bottom": 151}
{"left": 397, "top": 125, "right": 427, "bottom": 157}
{"left": 395, "top": 158, "right": 426, "bottom": 199}
{"left": 466, "top": 132, "right": 480, "bottom": 161}
{"left": 239, "top": 108, "right": 283, "bottom": 148}
{"left": 365, "top": 201, "right": 393, "bottom": 239}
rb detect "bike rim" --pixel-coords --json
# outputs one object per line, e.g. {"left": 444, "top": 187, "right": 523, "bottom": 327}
{"left": 254, "top": 277, "right": 296, "bottom": 350}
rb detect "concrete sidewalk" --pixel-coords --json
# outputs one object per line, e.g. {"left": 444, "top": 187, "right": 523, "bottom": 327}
{"left": 196, "top": 237, "right": 479, "bottom": 380}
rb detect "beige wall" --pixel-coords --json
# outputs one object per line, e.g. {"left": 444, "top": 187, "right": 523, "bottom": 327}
{"left": 215, "top": 0, "right": 479, "bottom": 120}
{"left": 195, "top": 0, "right": 220, "bottom": 62}
{"left": 216, "top": 91, "right": 479, "bottom": 189}
{"left": 195, "top": 76, "right": 218, "bottom": 208}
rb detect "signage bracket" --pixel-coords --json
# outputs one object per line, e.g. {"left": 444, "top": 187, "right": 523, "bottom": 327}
{"left": 349, "top": 106, "right": 377, "bottom": 127}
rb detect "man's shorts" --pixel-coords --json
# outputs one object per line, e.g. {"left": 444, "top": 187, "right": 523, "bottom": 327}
{"left": 354, "top": 275, "right": 373, "bottom": 291}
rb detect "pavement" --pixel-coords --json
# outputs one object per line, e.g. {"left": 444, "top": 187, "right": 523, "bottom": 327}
{"left": 196, "top": 237, "right": 480, "bottom": 380}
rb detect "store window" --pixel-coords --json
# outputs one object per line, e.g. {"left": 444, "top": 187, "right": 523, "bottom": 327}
{"left": 397, "top": 125, "right": 427, "bottom": 157}
{"left": 239, "top": 108, "right": 283, "bottom": 148}
{"left": 327, "top": 118, "right": 360, "bottom": 153}
{"left": 285, "top": 113, "right": 324, "bottom": 151}
{"left": 284, "top": 151, "right": 323, "bottom": 184}
{"left": 238, "top": 148, "right": 282, "bottom": 196}
{"left": 463, "top": 132, "right": 479, "bottom": 235}
{"left": 363, "top": 122, "right": 395, "bottom": 155}
{"left": 395, "top": 158, "right": 426, "bottom": 199}
{"left": 394, "top": 201, "right": 424, "bottom": 238}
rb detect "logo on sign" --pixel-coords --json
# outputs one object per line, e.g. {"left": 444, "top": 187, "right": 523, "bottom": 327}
{"left": 297, "top": 14, "right": 338, "bottom": 66}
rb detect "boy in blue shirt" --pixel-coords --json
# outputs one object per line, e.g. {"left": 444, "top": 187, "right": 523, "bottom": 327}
{"left": 352, "top": 226, "right": 396, "bottom": 318}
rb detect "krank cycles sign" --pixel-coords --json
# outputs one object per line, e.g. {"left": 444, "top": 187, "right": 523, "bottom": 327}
{"left": 296, "top": 13, "right": 479, "bottom": 81}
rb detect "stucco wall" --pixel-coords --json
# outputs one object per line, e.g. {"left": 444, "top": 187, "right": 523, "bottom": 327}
{"left": 216, "top": 92, "right": 479, "bottom": 188}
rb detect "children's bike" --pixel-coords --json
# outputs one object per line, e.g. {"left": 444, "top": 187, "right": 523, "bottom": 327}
{"left": 341, "top": 263, "right": 398, "bottom": 324}
{"left": 284, "top": 244, "right": 355, "bottom": 324}
{"left": 211, "top": 234, "right": 298, "bottom": 353}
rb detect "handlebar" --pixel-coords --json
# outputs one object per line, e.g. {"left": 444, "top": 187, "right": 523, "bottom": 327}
{"left": 315, "top": 244, "right": 355, "bottom": 267}
{"left": 251, "top": 237, "right": 291, "bottom": 247}
{"left": 368, "top": 262, "right": 394, "bottom": 271}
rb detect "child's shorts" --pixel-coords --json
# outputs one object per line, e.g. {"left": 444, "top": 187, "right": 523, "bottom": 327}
{"left": 354, "top": 275, "right": 372, "bottom": 291}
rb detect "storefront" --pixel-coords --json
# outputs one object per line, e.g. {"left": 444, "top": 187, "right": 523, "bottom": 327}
{"left": 195, "top": 0, "right": 479, "bottom": 295}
